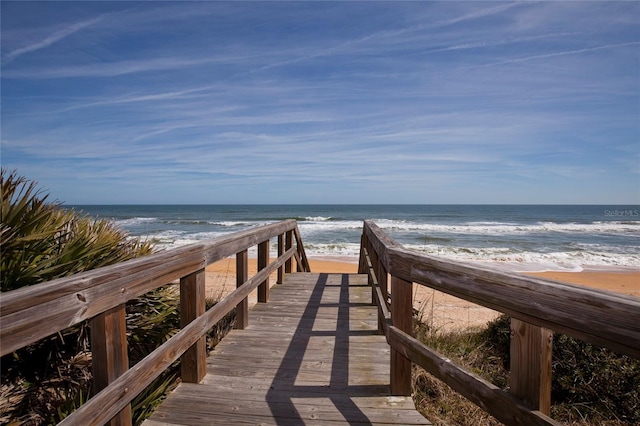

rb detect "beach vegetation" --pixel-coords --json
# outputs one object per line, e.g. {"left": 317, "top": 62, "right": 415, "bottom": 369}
{"left": 412, "top": 313, "right": 640, "bottom": 425}
{"left": 0, "top": 169, "right": 235, "bottom": 424}
{"left": 1, "top": 169, "right": 153, "bottom": 291}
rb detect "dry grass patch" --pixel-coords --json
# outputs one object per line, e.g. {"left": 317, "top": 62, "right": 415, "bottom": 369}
{"left": 411, "top": 314, "right": 640, "bottom": 426}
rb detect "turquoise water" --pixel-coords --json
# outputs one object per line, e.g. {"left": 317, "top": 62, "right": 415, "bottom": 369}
{"left": 72, "top": 204, "right": 640, "bottom": 272}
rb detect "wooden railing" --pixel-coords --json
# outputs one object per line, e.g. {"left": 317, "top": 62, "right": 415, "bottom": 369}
{"left": 0, "top": 220, "right": 310, "bottom": 425}
{"left": 358, "top": 219, "right": 640, "bottom": 426}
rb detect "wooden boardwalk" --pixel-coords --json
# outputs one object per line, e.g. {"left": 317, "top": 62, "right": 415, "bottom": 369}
{"left": 143, "top": 273, "right": 430, "bottom": 425}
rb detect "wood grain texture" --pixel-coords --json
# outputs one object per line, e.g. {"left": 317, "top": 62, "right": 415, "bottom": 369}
{"left": 143, "top": 273, "right": 430, "bottom": 426}
{"left": 293, "top": 226, "right": 311, "bottom": 272}
{"left": 235, "top": 249, "right": 249, "bottom": 330}
{"left": 285, "top": 230, "right": 293, "bottom": 274}
{"left": 390, "top": 276, "right": 412, "bottom": 396}
{"left": 361, "top": 219, "right": 637, "bottom": 423}
{"left": 387, "top": 326, "right": 558, "bottom": 426}
{"left": 0, "top": 220, "right": 301, "bottom": 356}
{"left": 277, "top": 233, "right": 284, "bottom": 284}
{"left": 258, "top": 240, "right": 270, "bottom": 303}
{"left": 90, "top": 304, "right": 131, "bottom": 425}
{"left": 59, "top": 247, "right": 297, "bottom": 426}
{"left": 179, "top": 269, "right": 206, "bottom": 383}
{"left": 510, "top": 319, "right": 553, "bottom": 414}
{"left": 362, "top": 220, "right": 640, "bottom": 358}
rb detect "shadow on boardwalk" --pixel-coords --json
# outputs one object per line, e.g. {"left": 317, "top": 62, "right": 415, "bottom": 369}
{"left": 144, "top": 273, "right": 429, "bottom": 425}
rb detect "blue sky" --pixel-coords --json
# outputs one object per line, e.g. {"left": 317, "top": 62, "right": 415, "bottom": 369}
{"left": 1, "top": 1, "right": 639, "bottom": 204}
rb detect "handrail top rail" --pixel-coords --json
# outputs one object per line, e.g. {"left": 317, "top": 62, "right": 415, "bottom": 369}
{"left": 363, "top": 219, "right": 639, "bottom": 304}
{"left": 0, "top": 219, "right": 301, "bottom": 357}
{"left": 1, "top": 219, "right": 297, "bottom": 309}
{"left": 362, "top": 219, "right": 640, "bottom": 358}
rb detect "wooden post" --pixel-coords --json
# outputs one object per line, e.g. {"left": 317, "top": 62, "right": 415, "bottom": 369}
{"left": 390, "top": 276, "right": 413, "bottom": 396}
{"left": 285, "top": 230, "right": 293, "bottom": 274}
{"left": 235, "top": 250, "right": 249, "bottom": 329}
{"left": 378, "top": 256, "right": 388, "bottom": 302}
{"left": 258, "top": 240, "right": 269, "bottom": 303}
{"left": 358, "top": 234, "right": 368, "bottom": 274}
{"left": 510, "top": 318, "right": 553, "bottom": 415}
{"left": 180, "top": 268, "right": 206, "bottom": 383}
{"left": 378, "top": 263, "right": 388, "bottom": 335}
{"left": 90, "top": 304, "right": 131, "bottom": 425}
{"left": 370, "top": 247, "right": 379, "bottom": 306}
{"left": 277, "top": 233, "right": 284, "bottom": 284}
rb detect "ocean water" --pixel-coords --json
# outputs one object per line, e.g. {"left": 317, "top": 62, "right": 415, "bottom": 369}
{"left": 71, "top": 205, "right": 640, "bottom": 272}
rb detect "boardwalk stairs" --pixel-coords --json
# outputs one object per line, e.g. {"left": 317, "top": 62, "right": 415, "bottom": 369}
{"left": 144, "top": 272, "right": 429, "bottom": 425}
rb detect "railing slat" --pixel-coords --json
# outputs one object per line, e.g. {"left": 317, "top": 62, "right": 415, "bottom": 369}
{"left": 0, "top": 220, "right": 299, "bottom": 357}
{"left": 285, "top": 230, "right": 293, "bottom": 274}
{"left": 293, "top": 225, "right": 311, "bottom": 272}
{"left": 510, "top": 319, "right": 553, "bottom": 414}
{"left": 258, "top": 240, "right": 269, "bottom": 303}
{"left": 390, "top": 275, "right": 412, "bottom": 396}
{"left": 180, "top": 268, "right": 206, "bottom": 383}
{"left": 235, "top": 249, "right": 249, "bottom": 330}
{"left": 361, "top": 219, "right": 639, "bottom": 424}
{"left": 277, "top": 234, "right": 284, "bottom": 284}
{"left": 362, "top": 220, "right": 640, "bottom": 357}
{"left": 400, "top": 247, "right": 640, "bottom": 357}
{"left": 387, "top": 326, "right": 559, "bottom": 426}
{"left": 89, "top": 304, "right": 131, "bottom": 425}
{"left": 60, "top": 245, "right": 297, "bottom": 426}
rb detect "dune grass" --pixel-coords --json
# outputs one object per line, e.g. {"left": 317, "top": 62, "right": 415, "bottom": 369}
{"left": 412, "top": 314, "right": 640, "bottom": 425}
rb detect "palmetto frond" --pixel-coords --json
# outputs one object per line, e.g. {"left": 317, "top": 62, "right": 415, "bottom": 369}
{"left": 1, "top": 169, "right": 152, "bottom": 291}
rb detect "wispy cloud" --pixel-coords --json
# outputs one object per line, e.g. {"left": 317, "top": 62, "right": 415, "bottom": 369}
{"left": 3, "top": 15, "right": 104, "bottom": 64}
{"left": 3, "top": 56, "right": 227, "bottom": 79}
{"left": 476, "top": 41, "right": 640, "bottom": 68}
{"left": 436, "top": 1, "right": 523, "bottom": 28}
{"left": 1, "top": 1, "right": 638, "bottom": 204}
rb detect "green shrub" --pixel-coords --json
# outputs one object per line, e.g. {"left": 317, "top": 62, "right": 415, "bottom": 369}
{"left": 413, "top": 313, "right": 640, "bottom": 425}
{"left": 1, "top": 170, "right": 238, "bottom": 424}
{"left": 1, "top": 169, "right": 152, "bottom": 291}
{"left": 0, "top": 170, "right": 159, "bottom": 424}
{"left": 481, "top": 314, "right": 640, "bottom": 424}
{"left": 550, "top": 333, "right": 640, "bottom": 424}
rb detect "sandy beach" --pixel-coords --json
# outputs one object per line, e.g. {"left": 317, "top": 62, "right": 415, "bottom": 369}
{"left": 205, "top": 256, "right": 639, "bottom": 332}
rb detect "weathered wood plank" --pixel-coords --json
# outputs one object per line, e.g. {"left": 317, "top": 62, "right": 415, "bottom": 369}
{"left": 362, "top": 219, "right": 640, "bottom": 423}
{"left": 277, "top": 233, "right": 284, "bottom": 284}
{"left": 179, "top": 268, "right": 206, "bottom": 384}
{"left": 510, "top": 319, "right": 553, "bottom": 415}
{"left": 285, "top": 230, "right": 293, "bottom": 274}
{"left": 258, "top": 240, "right": 269, "bottom": 302}
{"left": 0, "top": 220, "right": 301, "bottom": 356}
{"left": 235, "top": 249, "right": 249, "bottom": 330}
{"left": 59, "top": 247, "right": 296, "bottom": 426}
{"left": 142, "top": 273, "right": 430, "bottom": 426}
{"left": 293, "top": 225, "right": 311, "bottom": 272}
{"left": 362, "top": 220, "right": 640, "bottom": 358}
{"left": 390, "top": 276, "right": 412, "bottom": 396}
{"left": 387, "top": 325, "right": 559, "bottom": 426}
{"left": 89, "top": 304, "right": 131, "bottom": 425}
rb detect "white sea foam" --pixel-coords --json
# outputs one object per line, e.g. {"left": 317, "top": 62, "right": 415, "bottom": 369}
{"left": 208, "top": 221, "right": 251, "bottom": 227}
{"left": 147, "top": 230, "right": 228, "bottom": 249}
{"left": 115, "top": 217, "right": 157, "bottom": 226}
{"left": 370, "top": 219, "right": 638, "bottom": 235}
{"left": 298, "top": 220, "right": 363, "bottom": 233}
{"left": 303, "top": 243, "right": 362, "bottom": 257}
{"left": 403, "top": 244, "right": 640, "bottom": 272}
{"left": 304, "top": 216, "right": 332, "bottom": 221}
{"left": 128, "top": 212, "right": 638, "bottom": 273}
